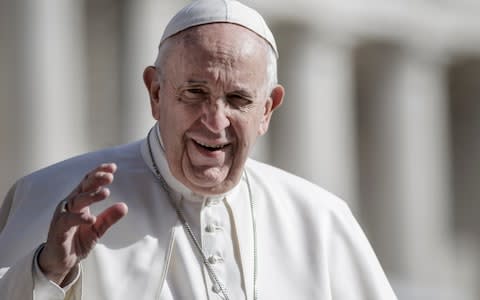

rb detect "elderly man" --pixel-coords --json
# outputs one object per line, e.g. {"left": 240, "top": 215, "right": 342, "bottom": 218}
{"left": 0, "top": 0, "right": 397, "bottom": 299}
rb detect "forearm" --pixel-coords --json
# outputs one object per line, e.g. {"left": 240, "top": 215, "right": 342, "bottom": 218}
{"left": 37, "top": 243, "right": 80, "bottom": 287}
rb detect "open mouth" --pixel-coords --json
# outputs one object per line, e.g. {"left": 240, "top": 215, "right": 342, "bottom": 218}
{"left": 193, "top": 139, "right": 230, "bottom": 152}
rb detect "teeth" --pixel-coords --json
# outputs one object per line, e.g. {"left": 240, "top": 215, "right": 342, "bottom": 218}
{"left": 195, "top": 140, "right": 227, "bottom": 149}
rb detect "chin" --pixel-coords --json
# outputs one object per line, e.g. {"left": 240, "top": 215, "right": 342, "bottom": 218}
{"left": 187, "top": 164, "right": 250, "bottom": 196}
{"left": 184, "top": 170, "right": 233, "bottom": 195}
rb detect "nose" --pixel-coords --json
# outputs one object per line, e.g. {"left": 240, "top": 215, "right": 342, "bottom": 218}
{"left": 201, "top": 99, "right": 230, "bottom": 133}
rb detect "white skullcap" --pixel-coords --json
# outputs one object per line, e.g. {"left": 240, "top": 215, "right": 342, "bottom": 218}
{"left": 160, "top": 0, "right": 278, "bottom": 58}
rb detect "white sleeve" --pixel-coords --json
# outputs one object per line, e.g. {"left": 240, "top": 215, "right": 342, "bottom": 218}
{"left": 33, "top": 244, "right": 81, "bottom": 300}
{"left": 0, "top": 250, "right": 35, "bottom": 300}
{"left": 0, "top": 183, "right": 36, "bottom": 300}
{"left": 0, "top": 245, "right": 82, "bottom": 300}
{"left": 0, "top": 180, "right": 82, "bottom": 300}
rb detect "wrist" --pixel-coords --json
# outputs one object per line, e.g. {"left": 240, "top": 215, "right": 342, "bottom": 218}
{"left": 37, "top": 245, "right": 78, "bottom": 286}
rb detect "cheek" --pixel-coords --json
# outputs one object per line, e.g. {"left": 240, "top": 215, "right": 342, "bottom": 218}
{"left": 162, "top": 107, "right": 199, "bottom": 148}
{"left": 247, "top": 107, "right": 266, "bottom": 132}
{"left": 233, "top": 115, "right": 261, "bottom": 148}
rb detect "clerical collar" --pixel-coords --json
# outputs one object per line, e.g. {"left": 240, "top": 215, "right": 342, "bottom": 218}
{"left": 143, "top": 124, "right": 240, "bottom": 203}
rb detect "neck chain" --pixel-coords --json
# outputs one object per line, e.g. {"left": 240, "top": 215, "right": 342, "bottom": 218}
{"left": 146, "top": 128, "right": 258, "bottom": 300}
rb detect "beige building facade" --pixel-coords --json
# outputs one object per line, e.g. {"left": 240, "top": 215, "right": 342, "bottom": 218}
{"left": 0, "top": 0, "right": 479, "bottom": 299}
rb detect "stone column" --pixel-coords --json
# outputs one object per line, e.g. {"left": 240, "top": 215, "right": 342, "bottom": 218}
{"left": 119, "top": 0, "right": 187, "bottom": 142}
{"left": 355, "top": 43, "right": 456, "bottom": 296}
{"left": 83, "top": 0, "right": 123, "bottom": 149}
{"left": 0, "top": 0, "right": 88, "bottom": 188}
{"left": 448, "top": 58, "right": 480, "bottom": 300}
{"left": 269, "top": 23, "right": 358, "bottom": 209}
{"left": 0, "top": 0, "right": 16, "bottom": 198}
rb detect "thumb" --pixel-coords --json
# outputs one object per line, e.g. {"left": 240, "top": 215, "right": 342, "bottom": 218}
{"left": 91, "top": 202, "right": 128, "bottom": 238}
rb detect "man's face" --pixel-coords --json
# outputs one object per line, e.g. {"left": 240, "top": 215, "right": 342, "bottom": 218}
{"left": 145, "top": 23, "right": 283, "bottom": 195}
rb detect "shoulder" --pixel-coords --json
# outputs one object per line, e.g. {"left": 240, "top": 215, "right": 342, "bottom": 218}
{"left": 4, "top": 140, "right": 147, "bottom": 233}
{"left": 22, "top": 140, "right": 144, "bottom": 184}
{"left": 11, "top": 140, "right": 146, "bottom": 208}
{"left": 246, "top": 160, "right": 369, "bottom": 266}
{"left": 245, "top": 158, "right": 352, "bottom": 219}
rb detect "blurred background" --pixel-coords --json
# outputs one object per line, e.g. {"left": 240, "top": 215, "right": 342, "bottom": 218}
{"left": 0, "top": 0, "right": 479, "bottom": 299}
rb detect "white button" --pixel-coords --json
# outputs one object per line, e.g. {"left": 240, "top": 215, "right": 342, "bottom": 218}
{"left": 205, "top": 224, "right": 223, "bottom": 233}
{"left": 208, "top": 255, "right": 218, "bottom": 264}
{"left": 207, "top": 255, "right": 224, "bottom": 264}
{"left": 206, "top": 198, "right": 220, "bottom": 206}
{"left": 212, "top": 283, "right": 221, "bottom": 294}
{"left": 205, "top": 224, "right": 216, "bottom": 233}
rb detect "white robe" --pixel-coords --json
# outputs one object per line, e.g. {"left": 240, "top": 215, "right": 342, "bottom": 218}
{"left": 0, "top": 133, "right": 397, "bottom": 299}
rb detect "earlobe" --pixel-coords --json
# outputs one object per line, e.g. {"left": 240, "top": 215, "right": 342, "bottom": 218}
{"left": 269, "top": 84, "right": 285, "bottom": 112}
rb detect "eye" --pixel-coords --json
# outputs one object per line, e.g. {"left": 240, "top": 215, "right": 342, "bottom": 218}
{"left": 186, "top": 88, "right": 206, "bottom": 95}
{"left": 179, "top": 88, "right": 208, "bottom": 103}
{"left": 227, "top": 94, "right": 253, "bottom": 109}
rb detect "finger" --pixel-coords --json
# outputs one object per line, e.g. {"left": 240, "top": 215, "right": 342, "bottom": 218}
{"left": 91, "top": 202, "right": 128, "bottom": 238}
{"left": 68, "top": 187, "right": 111, "bottom": 213}
{"left": 65, "top": 163, "right": 117, "bottom": 199}
{"left": 65, "top": 163, "right": 117, "bottom": 211}
{"left": 80, "top": 164, "right": 117, "bottom": 193}
{"left": 91, "top": 162, "right": 117, "bottom": 175}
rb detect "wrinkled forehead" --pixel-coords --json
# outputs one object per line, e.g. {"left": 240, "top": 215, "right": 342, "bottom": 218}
{"left": 184, "top": 23, "right": 267, "bottom": 56}
{"left": 157, "top": 24, "right": 269, "bottom": 92}
{"left": 159, "top": 23, "right": 269, "bottom": 67}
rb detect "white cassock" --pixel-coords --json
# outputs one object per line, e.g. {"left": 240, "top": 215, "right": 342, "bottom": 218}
{"left": 0, "top": 125, "right": 397, "bottom": 300}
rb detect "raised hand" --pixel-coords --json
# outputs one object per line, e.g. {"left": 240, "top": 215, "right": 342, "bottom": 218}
{"left": 38, "top": 163, "right": 128, "bottom": 286}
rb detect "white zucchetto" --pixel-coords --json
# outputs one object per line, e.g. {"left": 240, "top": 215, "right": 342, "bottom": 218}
{"left": 160, "top": 0, "right": 278, "bottom": 57}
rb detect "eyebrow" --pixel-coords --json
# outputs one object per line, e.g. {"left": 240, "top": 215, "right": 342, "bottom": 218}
{"left": 228, "top": 89, "right": 255, "bottom": 98}
{"left": 185, "top": 80, "right": 208, "bottom": 85}
{"left": 182, "top": 80, "right": 256, "bottom": 97}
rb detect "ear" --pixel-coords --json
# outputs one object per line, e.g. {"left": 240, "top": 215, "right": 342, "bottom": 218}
{"left": 143, "top": 66, "right": 161, "bottom": 120}
{"left": 258, "top": 84, "right": 284, "bottom": 135}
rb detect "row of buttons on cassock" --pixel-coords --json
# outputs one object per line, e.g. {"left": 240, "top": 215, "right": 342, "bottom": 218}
{"left": 205, "top": 197, "right": 226, "bottom": 296}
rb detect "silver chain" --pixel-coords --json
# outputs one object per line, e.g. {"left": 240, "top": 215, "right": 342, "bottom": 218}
{"left": 147, "top": 128, "right": 258, "bottom": 300}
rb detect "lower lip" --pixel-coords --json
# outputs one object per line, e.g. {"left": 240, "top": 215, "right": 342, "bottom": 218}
{"left": 192, "top": 140, "right": 229, "bottom": 158}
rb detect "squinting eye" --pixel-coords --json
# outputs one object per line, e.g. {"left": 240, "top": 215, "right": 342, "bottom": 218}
{"left": 228, "top": 95, "right": 252, "bottom": 109}
{"left": 180, "top": 88, "right": 208, "bottom": 103}
{"left": 184, "top": 89, "right": 207, "bottom": 97}
{"left": 187, "top": 88, "right": 205, "bottom": 95}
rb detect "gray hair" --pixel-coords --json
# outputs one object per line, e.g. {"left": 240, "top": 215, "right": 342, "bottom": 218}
{"left": 265, "top": 44, "right": 278, "bottom": 94}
